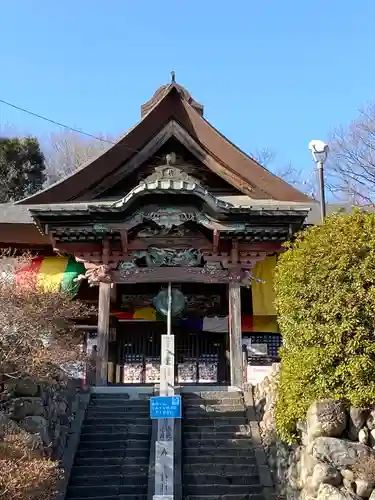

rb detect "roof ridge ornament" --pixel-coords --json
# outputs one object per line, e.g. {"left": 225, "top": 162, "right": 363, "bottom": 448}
{"left": 141, "top": 80, "right": 204, "bottom": 117}
{"left": 166, "top": 152, "right": 176, "bottom": 165}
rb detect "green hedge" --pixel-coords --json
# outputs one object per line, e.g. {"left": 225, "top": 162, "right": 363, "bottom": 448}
{"left": 274, "top": 211, "right": 375, "bottom": 442}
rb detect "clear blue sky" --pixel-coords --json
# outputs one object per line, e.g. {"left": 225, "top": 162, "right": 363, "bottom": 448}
{"left": 1, "top": 0, "right": 374, "bottom": 184}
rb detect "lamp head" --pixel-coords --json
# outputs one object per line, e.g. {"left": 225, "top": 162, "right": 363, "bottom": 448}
{"left": 308, "top": 140, "right": 329, "bottom": 163}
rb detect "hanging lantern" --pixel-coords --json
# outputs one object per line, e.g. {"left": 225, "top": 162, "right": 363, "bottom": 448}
{"left": 153, "top": 288, "right": 186, "bottom": 317}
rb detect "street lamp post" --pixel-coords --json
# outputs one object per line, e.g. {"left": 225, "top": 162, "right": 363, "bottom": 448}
{"left": 308, "top": 140, "right": 329, "bottom": 223}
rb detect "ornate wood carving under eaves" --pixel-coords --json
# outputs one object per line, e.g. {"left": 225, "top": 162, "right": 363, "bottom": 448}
{"left": 121, "top": 208, "right": 244, "bottom": 233}
{"left": 131, "top": 247, "right": 202, "bottom": 267}
{"left": 115, "top": 264, "right": 254, "bottom": 285}
{"left": 76, "top": 263, "right": 114, "bottom": 286}
{"left": 75, "top": 252, "right": 267, "bottom": 285}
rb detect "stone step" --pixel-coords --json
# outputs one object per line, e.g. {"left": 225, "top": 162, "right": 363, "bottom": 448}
{"left": 183, "top": 438, "right": 255, "bottom": 448}
{"left": 183, "top": 495, "right": 264, "bottom": 500}
{"left": 87, "top": 406, "right": 149, "bottom": 413}
{"left": 91, "top": 394, "right": 131, "bottom": 399}
{"left": 89, "top": 398, "right": 148, "bottom": 405}
{"left": 67, "top": 496, "right": 146, "bottom": 500}
{"left": 74, "top": 456, "right": 149, "bottom": 466}
{"left": 70, "top": 464, "right": 149, "bottom": 477}
{"left": 184, "top": 464, "right": 259, "bottom": 475}
{"left": 183, "top": 474, "right": 259, "bottom": 485}
{"left": 90, "top": 395, "right": 148, "bottom": 402}
{"left": 81, "top": 423, "right": 150, "bottom": 432}
{"left": 86, "top": 407, "right": 149, "bottom": 415}
{"left": 184, "top": 417, "right": 247, "bottom": 427}
{"left": 66, "top": 497, "right": 147, "bottom": 500}
{"left": 184, "top": 427, "right": 251, "bottom": 439}
{"left": 183, "top": 392, "right": 242, "bottom": 399}
{"left": 183, "top": 448, "right": 256, "bottom": 458}
{"left": 78, "top": 439, "right": 150, "bottom": 450}
{"left": 184, "top": 405, "right": 245, "bottom": 412}
{"left": 66, "top": 485, "right": 147, "bottom": 498}
{"left": 182, "top": 405, "right": 246, "bottom": 415}
{"left": 184, "top": 410, "right": 246, "bottom": 418}
{"left": 183, "top": 398, "right": 243, "bottom": 405}
{"left": 75, "top": 448, "right": 149, "bottom": 459}
{"left": 183, "top": 484, "right": 264, "bottom": 496}
{"left": 88, "top": 405, "right": 149, "bottom": 411}
{"left": 184, "top": 394, "right": 243, "bottom": 400}
{"left": 184, "top": 424, "right": 251, "bottom": 433}
{"left": 69, "top": 473, "right": 148, "bottom": 487}
{"left": 84, "top": 417, "right": 150, "bottom": 426}
{"left": 81, "top": 426, "right": 150, "bottom": 437}
{"left": 79, "top": 432, "right": 150, "bottom": 442}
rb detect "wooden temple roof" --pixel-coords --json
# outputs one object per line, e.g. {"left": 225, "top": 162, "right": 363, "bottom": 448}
{"left": 0, "top": 79, "right": 326, "bottom": 248}
{"left": 17, "top": 82, "right": 311, "bottom": 205}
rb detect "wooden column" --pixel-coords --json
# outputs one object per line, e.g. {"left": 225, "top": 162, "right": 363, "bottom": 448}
{"left": 96, "top": 282, "right": 111, "bottom": 386}
{"left": 228, "top": 282, "right": 244, "bottom": 389}
{"left": 110, "top": 283, "right": 117, "bottom": 303}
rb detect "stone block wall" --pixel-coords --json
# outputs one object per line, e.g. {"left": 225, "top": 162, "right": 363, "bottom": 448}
{"left": 0, "top": 376, "right": 82, "bottom": 460}
{"left": 252, "top": 364, "right": 375, "bottom": 500}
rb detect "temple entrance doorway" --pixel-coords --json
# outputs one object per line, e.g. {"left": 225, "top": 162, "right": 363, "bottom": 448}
{"left": 107, "top": 282, "right": 229, "bottom": 386}
{"left": 109, "top": 324, "right": 228, "bottom": 386}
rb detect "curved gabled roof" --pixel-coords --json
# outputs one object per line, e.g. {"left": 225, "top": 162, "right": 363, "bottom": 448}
{"left": 18, "top": 82, "right": 312, "bottom": 205}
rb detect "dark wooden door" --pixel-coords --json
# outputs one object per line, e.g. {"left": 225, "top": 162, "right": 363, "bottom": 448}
{"left": 113, "top": 322, "right": 227, "bottom": 385}
{"left": 175, "top": 328, "right": 227, "bottom": 385}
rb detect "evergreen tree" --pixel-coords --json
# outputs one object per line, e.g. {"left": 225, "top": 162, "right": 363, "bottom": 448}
{"left": 0, "top": 137, "right": 46, "bottom": 202}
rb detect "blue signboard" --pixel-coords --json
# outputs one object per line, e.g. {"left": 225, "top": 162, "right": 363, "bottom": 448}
{"left": 150, "top": 396, "right": 182, "bottom": 419}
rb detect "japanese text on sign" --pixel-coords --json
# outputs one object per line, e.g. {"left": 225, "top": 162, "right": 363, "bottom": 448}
{"left": 150, "top": 396, "right": 182, "bottom": 419}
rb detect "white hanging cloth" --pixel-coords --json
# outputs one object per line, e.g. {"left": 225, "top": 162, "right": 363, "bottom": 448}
{"left": 202, "top": 316, "right": 229, "bottom": 332}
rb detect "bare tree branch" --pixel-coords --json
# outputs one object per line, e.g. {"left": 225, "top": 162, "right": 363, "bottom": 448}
{"left": 251, "top": 148, "right": 317, "bottom": 198}
{"left": 326, "top": 103, "right": 375, "bottom": 205}
{"left": 42, "top": 130, "right": 117, "bottom": 185}
{"left": 0, "top": 252, "right": 91, "bottom": 381}
{"left": 252, "top": 147, "right": 277, "bottom": 169}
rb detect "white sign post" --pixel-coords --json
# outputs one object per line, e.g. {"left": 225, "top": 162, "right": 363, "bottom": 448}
{"left": 154, "top": 282, "right": 175, "bottom": 499}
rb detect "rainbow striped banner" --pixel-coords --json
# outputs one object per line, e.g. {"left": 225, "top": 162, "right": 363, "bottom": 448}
{"left": 16, "top": 256, "right": 86, "bottom": 297}
{"left": 112, "top": 308, "right": 279, "bottom": 333}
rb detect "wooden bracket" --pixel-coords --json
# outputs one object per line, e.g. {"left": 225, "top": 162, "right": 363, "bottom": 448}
{"left": 230, "top": 239, "right": 239, "bottom": 264}
{"left": 119, "top": 230, "right": 128, "bottom": 253}
{"left": 213, "top": 229, "right": 220, "bottom": 254}
{"left": 102, "top": 239, "right": 110, "bottom": 265}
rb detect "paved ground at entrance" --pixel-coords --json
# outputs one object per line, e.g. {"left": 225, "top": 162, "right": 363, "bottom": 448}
{"left": 182, "top": 391, "right": 267, "bottom": 500}
{"left": 65, "top": 393, "right": 151, "bottom": 500}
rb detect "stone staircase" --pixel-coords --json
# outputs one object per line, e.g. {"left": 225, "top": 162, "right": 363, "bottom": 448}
{"left": 65, "top": 393, "right": 151, "bottom": 500}
{"left": 182, "top": 391, "right": 267, "bottom": 500}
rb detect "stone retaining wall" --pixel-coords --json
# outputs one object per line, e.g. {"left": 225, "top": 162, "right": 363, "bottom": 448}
{"left": 253, "top": 364, "right": 375, "bottom": 500}
{"left": 0, "top": 376, "right": 82, "bottom": 460}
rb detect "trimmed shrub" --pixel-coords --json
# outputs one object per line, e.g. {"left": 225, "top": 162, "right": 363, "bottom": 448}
{"left": 274, "top": 211, "right": 375, "bottom": 442}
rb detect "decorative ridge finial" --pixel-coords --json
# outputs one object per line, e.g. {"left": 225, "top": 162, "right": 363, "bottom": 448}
{"left": 166, "top": 152, "right": 176, "bottom": 165}
{"left": 171, "top": 71, "right": 176, "bottom": 83}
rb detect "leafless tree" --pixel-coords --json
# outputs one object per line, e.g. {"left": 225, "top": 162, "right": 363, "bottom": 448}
{"left": 42, "top": 130, "right": 116, "bottom": 185}
{"left": 0, "top": 252, "right": 93, "bottom": 500}
{"left": 0, "top": 252, "right": 90, "bottom": 381}
{"left": 252, "top": 147, "right": 317, "bottom": 198}
{"left": 326, "top": 103, "right": 375, "bottom": 205}
{"left": 252, "top": 147, "right": 277, "bottom": 169}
